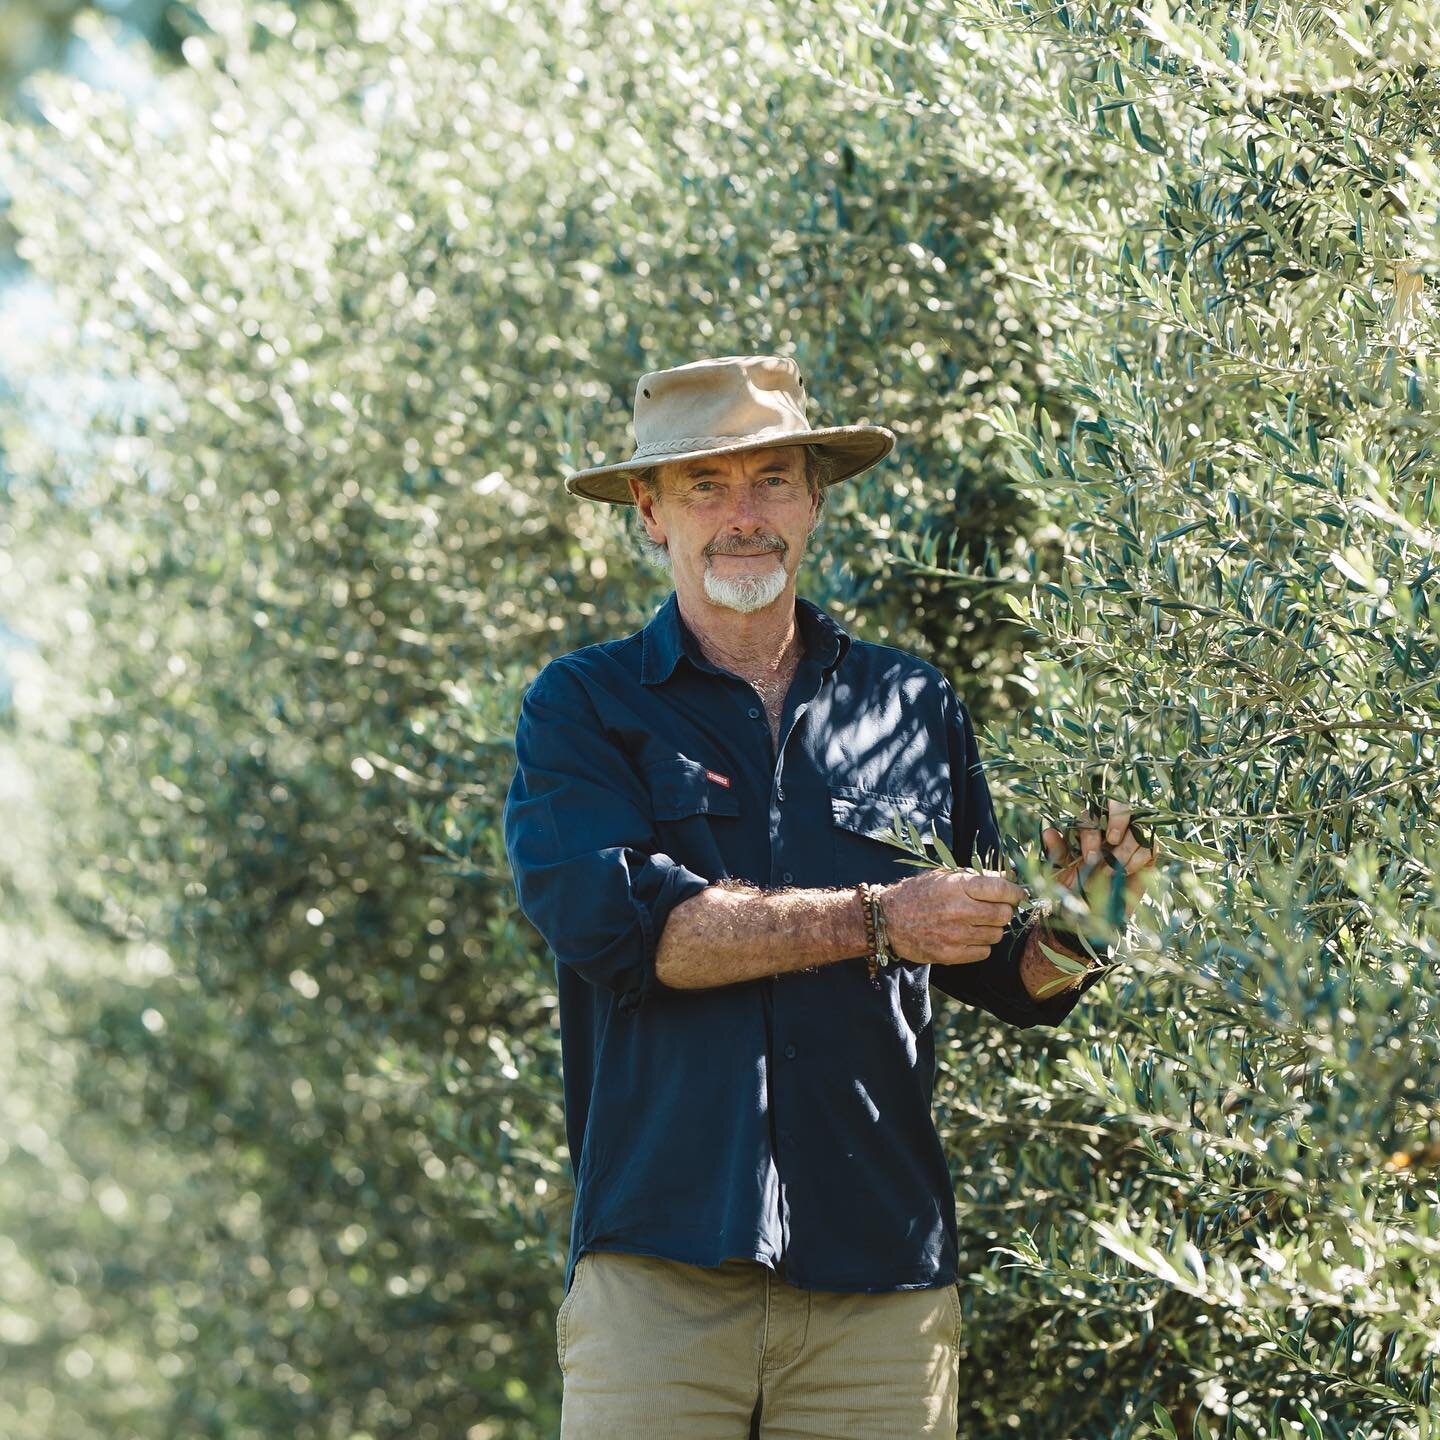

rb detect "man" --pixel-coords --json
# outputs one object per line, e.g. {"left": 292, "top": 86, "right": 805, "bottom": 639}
{"left": 503, "top": 354, "right": 1156, "bottom": 1437}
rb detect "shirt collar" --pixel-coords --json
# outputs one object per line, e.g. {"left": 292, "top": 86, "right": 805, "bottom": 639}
{"left": 640, "top": 590, "right": 851, "bottom": 686}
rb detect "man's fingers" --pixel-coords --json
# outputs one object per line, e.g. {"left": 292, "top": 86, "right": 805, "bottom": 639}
{"left": 933, "top": 946, "right": 995, "bottom": 967}
{"left": 962, "top": 900, "right": 1019, "bottom": 927}
{"left": 1041, "top": 825, "right": 1071, "bottom": 865}
{"left": 1129, "top": 843, "right": 1152, "bottom": 872}
{"left": 1106, "top": 798, "right": 1132, "bottom": 847}
{"left": 964, "top": 927, "right": 1008, "bottom": 947}
{"left": 1112, "top": 832, "right": 1158, "bottom": 866}
{"left": 965, "top": 870, "right": 1027, "bottom": 907}
{"left": 1105, "top": 827, "right": 1159, "bottom": 873}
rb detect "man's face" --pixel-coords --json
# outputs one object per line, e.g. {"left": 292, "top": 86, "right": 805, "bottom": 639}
{"left": 628, "top": 446, "right": 821, "bottom": 617}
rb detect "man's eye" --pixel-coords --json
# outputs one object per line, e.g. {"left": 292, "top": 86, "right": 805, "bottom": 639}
{"left": 763, "top": 475, "right": 789, "bottom": 486}
{"left": 693, "top": 481, "right": 717, "bottom": 491}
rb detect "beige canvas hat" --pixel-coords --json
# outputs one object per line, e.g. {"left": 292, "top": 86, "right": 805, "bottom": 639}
{"left": 564, "top": 354, "right": 897, "bottom": 504}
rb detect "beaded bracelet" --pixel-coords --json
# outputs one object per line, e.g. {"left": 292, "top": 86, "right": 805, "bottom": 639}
{"left": 856, "top": 882, "right": 895, "bottom": 982}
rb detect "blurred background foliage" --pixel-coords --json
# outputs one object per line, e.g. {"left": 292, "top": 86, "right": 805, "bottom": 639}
{"left": 0, "top": 1, "right": 1437, "bottom": 1438}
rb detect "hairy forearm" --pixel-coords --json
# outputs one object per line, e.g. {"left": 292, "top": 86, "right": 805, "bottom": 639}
{"left": 1018, "top": 922, "right": 1098, "bottom": 1001}
{"left": 655, "top": 880, "right": 867, "bottom": 990}
{"left": 655, "top": 877, "right": 1104, "bottom": 997}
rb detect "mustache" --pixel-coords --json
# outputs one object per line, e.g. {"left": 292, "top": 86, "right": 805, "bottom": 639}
{"left": 705, "top": 533, "right": 787, "bottom": 557}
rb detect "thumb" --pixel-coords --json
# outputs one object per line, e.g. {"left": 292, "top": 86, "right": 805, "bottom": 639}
{"left": 1041, "top": 825, "right": 1070, "bottom": 866}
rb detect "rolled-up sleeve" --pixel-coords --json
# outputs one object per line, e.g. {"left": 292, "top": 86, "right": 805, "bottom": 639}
{"left": 503, "top": 660, "right": 712, "bottom": 1013}
{"left": 927, "top": 686, "right": 1105, "bottom": 1029}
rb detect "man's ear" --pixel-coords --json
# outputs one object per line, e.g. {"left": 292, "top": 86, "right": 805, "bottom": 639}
{"left": 628, "top": 474, "right": 666, "bottom": 543}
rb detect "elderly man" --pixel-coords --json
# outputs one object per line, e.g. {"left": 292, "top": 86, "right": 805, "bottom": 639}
{"left": 503, "top": 355, "right": 1155, "bottom": 1437}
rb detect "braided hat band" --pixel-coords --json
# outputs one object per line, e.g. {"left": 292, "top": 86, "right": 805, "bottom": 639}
{"left": 564, "top": 355, "right": 895, "bottom": 505}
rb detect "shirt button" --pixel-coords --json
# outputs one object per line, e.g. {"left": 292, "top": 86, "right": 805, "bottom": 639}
{"left": 748, "top": 706, "right": 761, "bottom": 720}
{"left": 782, "top": 871, "right": 794, "bottom": 884}
{"left": 776, "top": 786, "right": 786, "bottom": 801}
{"left": 784, "top": 1044, "right": 797, "bottom": 1060}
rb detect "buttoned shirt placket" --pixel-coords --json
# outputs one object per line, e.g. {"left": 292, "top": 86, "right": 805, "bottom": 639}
{"left": 696, "top": 634, "right": 834, "bottom": 1268}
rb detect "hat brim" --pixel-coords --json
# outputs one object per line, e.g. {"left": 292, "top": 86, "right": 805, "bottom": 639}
{"left": 563, "top": 424, "right": 897, "bottom": 504}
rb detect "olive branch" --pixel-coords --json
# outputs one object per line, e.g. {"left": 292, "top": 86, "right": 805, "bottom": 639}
{"left": 880, "top": 812, "right": 1124, "bottom": 993}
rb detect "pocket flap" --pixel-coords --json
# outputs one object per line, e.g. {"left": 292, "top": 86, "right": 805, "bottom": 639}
{"left": 830, "top": 785, "right": 949, "bottom": 844}
{"left": 647, "top": 758, "right": 741, "bottom": 821}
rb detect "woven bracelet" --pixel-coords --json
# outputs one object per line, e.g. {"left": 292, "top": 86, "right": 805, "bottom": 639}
{"left": 856, "top": 882, "right": 895, "bottom": 982}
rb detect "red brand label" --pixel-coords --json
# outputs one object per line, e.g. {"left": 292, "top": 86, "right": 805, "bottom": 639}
{"left": 705, "top": 770, "right": 732, "bottom": 788}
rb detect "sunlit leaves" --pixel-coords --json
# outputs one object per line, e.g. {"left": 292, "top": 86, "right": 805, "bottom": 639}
{"left": 5, "top": 1, "right": 1440, "bottom": 1438}
{"left": 829, "top": 1, "right": 1440, "bottom": 1436}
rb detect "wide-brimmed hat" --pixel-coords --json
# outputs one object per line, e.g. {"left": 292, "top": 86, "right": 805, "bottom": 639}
{"left": 564, "top": 354, "right": 896, "bottom": 504}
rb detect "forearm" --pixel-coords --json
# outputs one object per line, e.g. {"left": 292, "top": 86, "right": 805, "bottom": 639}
{"left": 655, "top": 880, "right": 868, "bottom": 990}
{"left": 1018, "top": 921, "right": 1099, "bottom": 1002}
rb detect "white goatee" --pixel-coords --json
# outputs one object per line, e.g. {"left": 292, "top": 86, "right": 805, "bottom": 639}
{"left": 702, "top": 558, "right": 790, "bottom": 614}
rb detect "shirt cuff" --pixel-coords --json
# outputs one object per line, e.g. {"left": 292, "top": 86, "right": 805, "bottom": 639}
{"left": 615, "top": 856, "right": 711, "bottom": 1015}
{"left": 930, "top": 913, "right": 1105, "bottom": 1029}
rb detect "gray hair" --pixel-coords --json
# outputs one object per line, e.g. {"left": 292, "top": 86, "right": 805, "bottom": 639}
{"left": 629, "top": 445, "right": 832, "bottom": 573}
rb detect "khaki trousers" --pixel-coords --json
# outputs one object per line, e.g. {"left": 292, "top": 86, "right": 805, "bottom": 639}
{"left": 556, "top": 1251, "right": 961, "bottom": 1439}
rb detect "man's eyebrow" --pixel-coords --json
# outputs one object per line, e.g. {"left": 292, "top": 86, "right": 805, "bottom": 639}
{"left": 681, "top": 463, "right": 795, "bottom": 480}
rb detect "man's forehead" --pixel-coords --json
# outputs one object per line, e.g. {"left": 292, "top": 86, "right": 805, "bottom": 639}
{"left": 672, "top": 447, "right": 804, "bottom": 481}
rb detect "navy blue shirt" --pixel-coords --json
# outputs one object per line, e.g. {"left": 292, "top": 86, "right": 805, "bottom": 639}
{"left": 503, "top": 591, "right": 1102, "bottom": 1295}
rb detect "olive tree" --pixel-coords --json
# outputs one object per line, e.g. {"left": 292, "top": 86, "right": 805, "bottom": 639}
{"left": 810, "top": 3, "right": 1440, "bottom": 1436}
{"left": 0, "top": 0, "right": 1067, "bottom": 1435}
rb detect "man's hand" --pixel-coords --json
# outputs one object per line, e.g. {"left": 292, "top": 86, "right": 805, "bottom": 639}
{"left": 1040, "top": 798, "right": 1157, "bottom": 934}
{"left": 881, "top": 868, "right": 1028, "bottom": 967}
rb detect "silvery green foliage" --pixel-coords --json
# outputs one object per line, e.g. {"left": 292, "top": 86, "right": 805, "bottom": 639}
{"left": 4, "top": 0, "right": 1438, "bottom": 1437}
{"left": 0, "top": 0, "right": 1071, "bottom": 1436}
{"left": 817, "top": 3, "right": 1440, "bottom": 1437}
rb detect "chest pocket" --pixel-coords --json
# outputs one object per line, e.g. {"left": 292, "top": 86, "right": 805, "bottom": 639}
{"left": 829, "top": 784, "right": 953, "bottom": 886}
{"left": 645, "top": 757, "right": 740, "bottom": 880}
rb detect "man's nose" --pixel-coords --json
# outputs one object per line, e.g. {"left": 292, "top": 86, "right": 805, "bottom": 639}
{"left": 724, "top": 486, "right": 763, "bottom": 529}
